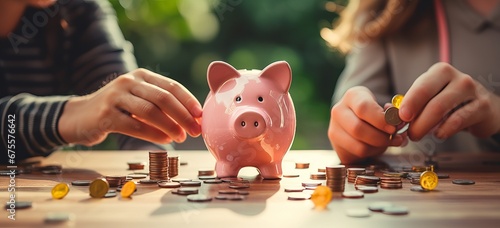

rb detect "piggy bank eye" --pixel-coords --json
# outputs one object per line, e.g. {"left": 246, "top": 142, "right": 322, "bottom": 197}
{"left": 235, "top": 96, "right": 242, "bottom": 102}
{"left": 258, "top": 96, "right": 263, "bottom": 102}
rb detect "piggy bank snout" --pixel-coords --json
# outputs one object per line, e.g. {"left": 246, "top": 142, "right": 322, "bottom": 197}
{"left": 231, "top": 109, "right": 268, "bottom": 140}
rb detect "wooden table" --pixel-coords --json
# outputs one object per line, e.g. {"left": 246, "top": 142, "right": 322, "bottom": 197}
{"left": 1, "top": 150, "right": 500, "bottom": 227}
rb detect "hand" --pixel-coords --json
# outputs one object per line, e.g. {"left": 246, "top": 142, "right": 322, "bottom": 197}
{"left": 399, "top": 62, "right": 500, "bottom": 140}
{"left": 58, "top": 68, "right": 202, "bottom": 146}
{"left": 328, "top": 86, "right": 405, "bottom": 164}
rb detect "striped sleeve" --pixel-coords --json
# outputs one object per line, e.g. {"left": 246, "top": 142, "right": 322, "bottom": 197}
{"left": 1, "top": 93, "right": 70, "bottom": 164}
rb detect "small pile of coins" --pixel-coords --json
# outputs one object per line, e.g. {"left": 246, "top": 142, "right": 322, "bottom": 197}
{"left": 347, "top": 168, "right": 366, "bottom": 183}
{"left": 149, "top": 151, "right": 169, "bottom": 180}
{"left": 310, "top": 172, "right": 326, "bottom": 180}
{"left": 168, "top": 156, "right": 179, "bottom": 178}
{"left": 325, "top": 165, "right": 346, "bottom": 192}
{"left": 104, "top": 175, "right": 126, "bottom": 187}
{"left": 354, "top": 175, "right": 380, "bottom": 187}
{"left": 380, "top": 176, "right": 403, "bottom": 189}
{"left": 127, "top": 162, "right": 145, "bottom": 170}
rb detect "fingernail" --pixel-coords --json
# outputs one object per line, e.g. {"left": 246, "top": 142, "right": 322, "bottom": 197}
{"left": 399, "top": 106, "right": 412, "bottom": 121}
{"left": 190, "top": 124, "right": 201, "bottom": 136}
{"left": 434, "top": 130, "right": 445, "bottom": 139}
{"left": 193, "top": 106, "right": 203, "bottom": 118}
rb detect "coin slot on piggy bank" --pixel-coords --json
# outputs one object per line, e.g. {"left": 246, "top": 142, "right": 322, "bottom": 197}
{"left": 201, "top": 61, "right": 296, "bottom": 179}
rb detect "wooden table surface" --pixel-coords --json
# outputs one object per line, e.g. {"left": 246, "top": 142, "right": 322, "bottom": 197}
{"left": 1, "top": 150, "right": 500, "bottom": 227}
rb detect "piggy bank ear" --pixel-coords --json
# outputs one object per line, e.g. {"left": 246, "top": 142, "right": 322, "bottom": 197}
{"left": 260, "top": 61, "right": 292, "bottom": 92}
{"left": 207, "top": 61, "right": 240, "bottom": 92}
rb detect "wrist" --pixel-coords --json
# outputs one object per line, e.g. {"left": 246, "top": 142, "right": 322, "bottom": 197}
{"left": 57, "top": 95, "right": 88, "bottom": 144}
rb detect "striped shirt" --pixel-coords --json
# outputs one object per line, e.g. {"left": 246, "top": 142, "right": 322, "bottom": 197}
{"left": 0, "top": 0, "right": 160, "bottom": 164}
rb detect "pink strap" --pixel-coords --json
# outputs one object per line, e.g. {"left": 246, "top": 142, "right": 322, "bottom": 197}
{"left": 434, "top": 0, "right": 450, "bottom": 63}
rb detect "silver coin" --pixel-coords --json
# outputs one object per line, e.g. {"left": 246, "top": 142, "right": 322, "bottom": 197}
{"left": 382, "top": 206, "right": 409, "bottom": 215}
{"left": 284, "top": 186, "right": 304, "bottom": 192}
{"left": 187, "top": 194, "right": 212, "bottom": 202}
{"left": 452, "top": 179, "right": 475, "bottom": 185}
{"left": 384, "top": 107, "right": 402, "bottom": 126}
{"left": 5, "top": 201, "right": 32, "bottom": 209}
{"left": 158, "top": 181, "right": 181, "bottom": 188}
{"left": 139, "top": 179, "right": 159, "bottom": 184}
{"left": 180, "top": 181, "right": 202, "bottom": 187}
{"left": 342, "top": 191, "right": 364, "bottom": 199}
{"left": 104, "top": 191, "right": 117, "bottom": 198}
{"left": 203, "top": 179, "right": 223, "bottom": 184}
{"left": 287, "top": 193, "right": 311, "bottom": 200}
{"left": 396, "top": 122, "right": 410, "bottom": 134}
{"left": 345, "top": 208, "right": 372, "bottom": 218}
{"left": 368, "top": 201, "right": 393, "bottom": 212}
{"left": 126, "top": 174, "right": 147, "bottom": 179}
{"left": 71, "top": 180, "right": 91, "bottom": 186}
{"left": 198, "top": 175, "right": 217, "bottom": 180}
{"left": 44, "top": 212, "right": 74, "bottom": 224}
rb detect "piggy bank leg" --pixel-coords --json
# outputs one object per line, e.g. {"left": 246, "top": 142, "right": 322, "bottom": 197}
{"left": 215, "top": 161, "right": 240, "bottom": 178}
{"left": 257, "top": 162, "right": 282, "bottom": 179}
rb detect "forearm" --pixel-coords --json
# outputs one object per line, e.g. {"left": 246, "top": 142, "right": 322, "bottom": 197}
{"left": 0, "top": 94, "right": 69, "bottom": 164}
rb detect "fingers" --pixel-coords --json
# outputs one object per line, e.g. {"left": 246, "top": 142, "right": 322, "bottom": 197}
{"left": 110, "top": 108, "right": 173, "bottom": 144}
{"left": 116, "top": 93, "right": 187, "bottom": 143}
{"left": 134, "top": 69, "right": 203, "bottom": 118}
{"left": 129, "top": 80, "right": 201, "bottom": 137}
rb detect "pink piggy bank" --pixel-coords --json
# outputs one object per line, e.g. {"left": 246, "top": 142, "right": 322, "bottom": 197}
{"left": 201, "top": 61, "right": 296, "bottom": 179}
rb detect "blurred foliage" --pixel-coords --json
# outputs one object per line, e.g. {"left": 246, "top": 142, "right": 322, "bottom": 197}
{"left": 108, "top": 0, "right": 346, "bottom": 149}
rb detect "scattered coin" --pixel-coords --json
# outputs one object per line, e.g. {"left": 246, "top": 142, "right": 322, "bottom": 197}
{"left": 437, "top": 173, "right": 450, "bottom": 179}
{"left": 5, "top": 201, "right": 32, "bottom": 209}
{"left": 51, "top": 183, "right": 70, "bottom": 199}
{"left": 342, "top": 191, "right": 364, "bottom": 199}
{"left": 282, "top": 173, "right": 300, "bottom": 178}
{"left": 410, "top": 186, "right": 430, "bottom": 193}
{"left": 385, "top": 107, "right": 402, "bottom": 126}
{"left": 310, "top": 172, "right": 326, "bottom": 180}
{"left": 220, "top": 177, "right": 242, "bottom": 182}
{"left": 158, "top": 181, "right": 181, "bottom": 188}
{"left": 198, "top": 169, "right": 215, "bottom": 176}
{"left": 382, "top": 206, "right": 409, "bottom": 215}
{"left": 420, "top": 170, "right": 438, "bottom": 190}
{"left": 127, "top": 162, "right": 145, "bottom": 170}
{"left": 176, "top": 187, "right": 199, "bottom": 195}
{"left": 139, "top": 179, "right": 159, "bottom": 184}
{"left": 219, "top": 189, "right": 239, "bottom": 194}
{"left": 284, "top": 186, "right": 304, "bottom": 192}
{"left": 198, "top": 175, "right": 217, "bottom": 180}
{"left": 295, "top": 162, "right": 310, "bottom": 169}
{"left": 171, "top": 178, "right": 191, "bottom": 183}
{"left": 368, "top": 201, "right": 393, "bottom": 212}
{"left": 203, "top": 179, "right": 223, "bottom": 184}
{"left": 311, "top": 186, "right": 332, "bottom": 210}
{"left": 301, "top": 181, "right": 322, "bottom": 187}
{"left": 187, "top": 194, "right": 213, "bottom": 202}
{"left": 120, "top": 181, "right": 136, "bottom": 198}
{"left": 229, "top": 183, "right": 250, "bottom": 189}
{"left": 355, "top": 186, "right": 378, "bottom": 193}
{"left": 104, "top": 191, "right": 117, "bottom": 198}
{"left": 71, "top": 180, "right": 91, "bottom": 186}
{"left": 287, "top": 193, "right": 311, "bottom": 200}
{"left": 180, "top": 181, "right": 202, "bottom": 187}
{"left": 346, "top": 208, "right": 372, "bottom": 218}
{"left": 44, "top": 212, "right": 74, "bottom": 224}
{"left": 215, "top": 195, "right": 228, "bottom": 200}
{"left": 180, "top": 161, "right": 188, "bottom": 166}
{"left": 237, "top": 190, "right": 249, "bottom": 195}
{"left": 127, "top": 174, "right": 147, "bottom": 179}
{"left": 89, "top": 178, "right": 109, "bottom": 198}
{"left": 452, "top": 179, "right": 475, "bottom": 185}
{"left": 226, "top": 195, "right": 245, "bottom": 201}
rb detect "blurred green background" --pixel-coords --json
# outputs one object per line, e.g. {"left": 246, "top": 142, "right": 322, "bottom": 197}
{"left": 108, "top": 0, "right": 346, "bottom": 150}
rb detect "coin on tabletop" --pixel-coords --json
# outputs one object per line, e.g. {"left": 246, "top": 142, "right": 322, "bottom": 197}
{"left": 158, "top": 181, "right": 181, "bottom": 188}
{"left": 384, "top": 107, "right": 402, "bottom": 126}
{"left": 391, "top": 94, "right": 404, "bottom": 109}
{"left": 287, "top": 193, "right": 311, "bottom": 200}
{"left": 89, "top": 178, "right": 109, "bottom": 198}
{"left": 104, "top": 190, "right": 117, "bottom": 198}
{"left": 342, "top": 191, "right": 364, "bottom": 199}
{"left": 368, "top": 201, "right": 393, "bottom": 212}
{"left": 5, "top": 201, "right": 32, "bottom": 209}
{"left": 345, "top": 208, "right": 372, "bottom": 218}
{"left": 187, "top": 194, "right": 213, "bottom": 202}
{"left": 420, "top": 171, "right": 438, "bottom": 190}
{"left": 71, "top": 180, "right": 91, "bottom": 186}
{"left": 51, "top": 183, "right": 70, "bottom": 199}
{"left": 382, "top": 206, "right": 409, "bottom": 215}
{"left": 295, "top": 162, "right": 310, "bottom": 169}
{"left": 226, "top": 195, "right": 245, "bottom": 201}
{"left": 120, "top": 181, "right": 137, "bottom": 198}
{"left": 204, "top": 179, "right": 223, "bottom": 184}
{"left": 452, "top": 179, "right": 475, "bottom": 185}
{"left": 284, "top": 186, "right": 304, "bottom": 192}
{"left": 44, "top": 212, "right": 74, "bottom": 224}
{"left": 310, "top": 186, "right": 332, "bottom": 210}
{"left": 219, "top": 189, "right": 239, "bottom": 194}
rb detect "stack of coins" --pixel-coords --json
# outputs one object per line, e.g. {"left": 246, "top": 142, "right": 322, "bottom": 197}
{"left": 325, "top": 165, "right": 346, "bottom": 192}
{"left": 310, "top": 172, "right": 326, "bottom": 180}
{"left": 198, "top": 169, "right": 215, "bottom": 176}
{"left": 354, "top": 175, "right": 380, "bottom": 187}
{"left": 149, "top": 151, "right": 169, "bottom": 180}
{"left": 347, "top": 168, "right": 366, "bottom": 183}
{"left": 380, "top": 177, "right": 403, "bottom": 189}
{"left": 168, "top": 156, "right": 179, "bottom": 178}
{"left": 104, "top": 175, "right": 126, "bottom": 187}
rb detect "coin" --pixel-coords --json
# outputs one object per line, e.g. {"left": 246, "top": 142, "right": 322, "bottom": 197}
{"left": 120, "top": 181, "right": 136, "bottom": 198}
{"left": 219, "top": 189, "right": 239, "bottom": 194}
{"left": 44, "top": 212, "right": 74, "bottom": 224}
{"left": 452, "top": 179, "right": 475, "bottom": 185}
{"left": 295, "top": 162, "right": 310, "bottom": 169}
{"left": 385, "top": 107, "right": 402, "bottom": 126}
{"left": 283, "top": 173, "right": 300, "bottom": 178}
{"left": 310, "top": 172, "right": 326, "bottom": 180}
{"left": 127, "top": 162, "right": 145, "bottom": 170}
{"left": 226, "top": 195, "right": 245, "bottom": 200}
{"left": 71, "top": 180, "right": 91, "bottom": 186}
{"left": 287, "top": 193, "right": 311, "bottom": 200}
{"left": 342, "top": 191, "right": 364, "bottom": 199}
{"left": 302, "top": 181, "right": 322, "bottom": 187}
{"left": 437, "top": 173, "right": 450, "bottom": 179}
{"left": 229, "top": 183, "right": 250, "bottom": 189}
{"left": 382, "top": 206, "right": 409, "bottom": 215}
{"left": 5, "top": 201, "right": 32, "bottom": 209}
{"left": 220, "top": 177, "right": 242, "bottom": 182}
{"left": 284, "top": 186, "right": 304, "bottom": 192}
{"left": 139, "top": 179, "right": 159, "bottom": 184}
{"left": 198, "top": 169, "right": 215, "bottom": 176}
{"left": 127, "top": 174, "right": 147, "bottom": 179}
{"left": 158, "top": 181, "right": 181, "bottom": 188}
{"left": 355, "top": 186, "right": 378, "bottom": 193}
{"left": 237, "top": 190, "right": 249, "bottom": 195}
{"left": 391, "top": 94, "right": 404, "bottom": 109}
{"left": 89, "top": 178, "right": 109, "bottom": 198}
{"left": 368, "top": 201, "right": 393, "bottom": 212}
{"left": 171, "top": 178, "right": 191, "bottom": 182}
{"left": 51, "top": 183, "right": 70, "bottom": 199}
{"left": 310, "top": 186, "right": 332, "bottom": 209}
{"left": 203, "top": 179, "right": 223, "bottom": 184}
{"left": 215, "top": 195, "right": 228, "bottom": 200}
{"left": 420, "top": 171, "right": 438, "bottom": 190}
{"left": 104, "top": 190, "right": 117, "bottom": 198}
{"left": 346, "top": 208, "right": 372, "bottom": 218}
{"left": 187, "top": 194, "right": 213, "bottom": 202}
{"left": 396, "top": 122, "right": 410, "bottom": 134}
{"left": 176, "top": 187, "right": 199, "bottom": 195}
{"left": 410, "top": 186, "right": 430, "bottom": 193}
{"left": 180, "top": 181, "right": 202, "bottom": 187}
{"left": 180, "top": 161, "right": 188, "bottom": 166}
{"left": 198, "top": 175, "right": 217, "bottom": 180}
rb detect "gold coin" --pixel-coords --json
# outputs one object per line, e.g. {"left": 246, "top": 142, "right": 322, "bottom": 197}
{"left": 420, "top": 171, "right": 438, "bottom": 190}
{"left": 310, "top": 186, "right": 332, "bottom": 210}
{"left": 51, "top": 183, "right": 70, "bottom": 199}
{"left": 89, "top": 178, "right": 109, "bottom": 198}
{"left": 391, "top": 94, "right": 404, "bottom": 109}
{"left": 120, "top": 181, "right": 136, "bottom": 198}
